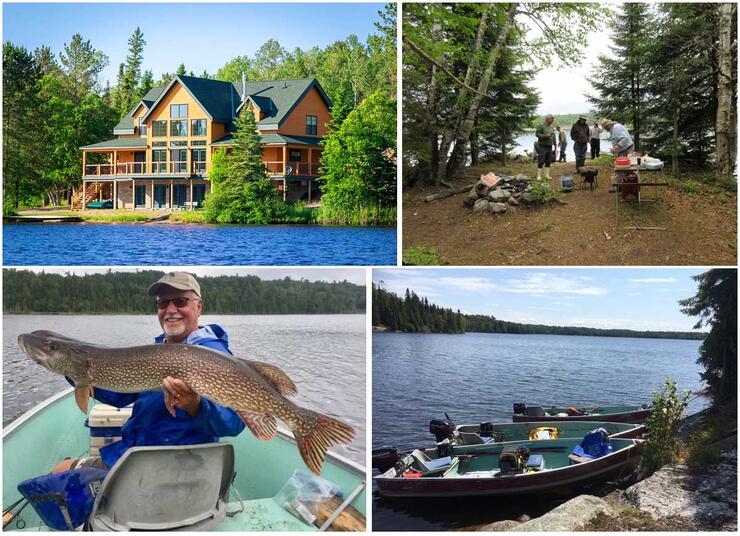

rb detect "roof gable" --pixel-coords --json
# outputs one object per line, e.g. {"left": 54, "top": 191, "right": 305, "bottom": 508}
{"left": 141, "top": 76, "right": 239, "bottom": 123}
{"left": 234, "top": 78, "right": 331, "bottom": 127}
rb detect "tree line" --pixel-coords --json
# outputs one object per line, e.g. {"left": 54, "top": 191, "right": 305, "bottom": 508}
{"left": 3, "top": 4, "right": 396, "bottom": 216}
{"left": 588, "top": 3, "right": 736, "bottom": 178}
{"left": 4, "top": 270, "right": 365, "bottom": 315}
{"left": 372, "top": 285, "right": 704, "bottom": 340}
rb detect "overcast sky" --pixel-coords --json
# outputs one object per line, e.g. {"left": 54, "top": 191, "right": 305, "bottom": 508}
{"left": 523, "top": 2, "right": 616, "bottom": 115}
{"left": 22, "top": 267, "right": 367, "bottom": 285}
{"left": 374, "top": 268, "right": 707, "bottom": 332}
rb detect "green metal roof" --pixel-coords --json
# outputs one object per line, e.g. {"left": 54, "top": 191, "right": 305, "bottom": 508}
{"left": 211, "top": 134, "right": 323, "bottom": 147}
{"left": 80, "top": 138, "right": 148, "bottom": 150}
{"left": 139, "top": 76, "right": 330, "bottom": 129}
{"left": 113, "top": 116, "right": 135, "bottom": 133}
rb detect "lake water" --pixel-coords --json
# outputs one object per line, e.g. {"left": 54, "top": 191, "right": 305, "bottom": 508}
{"left": 3, "top": 314, "right": 366, "bottom": 465}
{"left": 3, "top": 223, "right": 396, "bottom": 266}
{"left": 513, "top": 131, "right": 611, "bottom": 159}
{"left": 372, "top": 332, "right": 706, "bottom": 530}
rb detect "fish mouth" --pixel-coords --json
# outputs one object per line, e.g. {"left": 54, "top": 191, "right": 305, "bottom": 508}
{"left": 17, "top": 333, "right": 53, "bottom": 369}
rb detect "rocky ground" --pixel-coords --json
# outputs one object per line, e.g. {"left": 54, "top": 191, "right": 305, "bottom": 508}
{"left": 404, "top": 159, "right": 737, "bottom": 265}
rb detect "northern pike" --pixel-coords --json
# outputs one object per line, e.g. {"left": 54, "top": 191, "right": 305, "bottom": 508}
{"left": 18, "top": 330, "right": 355, "bottom": 476}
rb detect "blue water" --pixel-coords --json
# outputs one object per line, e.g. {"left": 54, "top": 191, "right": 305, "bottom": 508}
{"left": 372, "top": 332, "right": 706, "bottom": 530}
{"left": 3, "top": 223, "right": 396, "bottom": 265}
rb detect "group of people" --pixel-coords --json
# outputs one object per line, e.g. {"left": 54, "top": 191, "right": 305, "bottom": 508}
{"left": 534, "top": 115, "right": 634, "bottom": 180}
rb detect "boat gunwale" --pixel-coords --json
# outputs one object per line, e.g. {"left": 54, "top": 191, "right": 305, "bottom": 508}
{"left": 375, "top": 440, "right": 642, "bottom": 497}
{"left": 3, "top": 388, "right": 366, "bottom": 476}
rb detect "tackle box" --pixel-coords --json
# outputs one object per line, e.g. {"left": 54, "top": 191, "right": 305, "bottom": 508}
{"left": 85, "top": 404, "right": 133, "bottom": 456}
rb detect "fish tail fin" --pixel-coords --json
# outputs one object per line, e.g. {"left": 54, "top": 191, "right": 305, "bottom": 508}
{"left": 74, "top": 385, "right": 94, "bottom": 414}
{"left": 294, "top": 410, "right": 355, "bottom": 476}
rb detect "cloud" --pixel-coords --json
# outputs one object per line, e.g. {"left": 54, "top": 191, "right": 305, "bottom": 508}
{"left": 501, "top": 272, "right": 607, "bottom": 296}
{"left": 626, "top": 278, "right": 678, "bottom": 284}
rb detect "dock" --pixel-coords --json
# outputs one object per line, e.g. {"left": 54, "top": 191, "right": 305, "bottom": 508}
{"left": 4, "top": 215, "right": 83, "bottom": 223}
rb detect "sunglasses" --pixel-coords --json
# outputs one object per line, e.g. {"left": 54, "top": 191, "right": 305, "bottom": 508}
{"left": 155, "top": 297, "right": 200, "bottom": 309}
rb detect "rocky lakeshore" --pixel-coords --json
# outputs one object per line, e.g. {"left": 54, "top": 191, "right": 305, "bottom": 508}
{"left": 475, "top": 411, "right": 737, "bottom": 532}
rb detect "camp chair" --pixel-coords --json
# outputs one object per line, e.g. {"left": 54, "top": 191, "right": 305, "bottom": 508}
{"left": 408, "top": 450, "right": 454, "bottom": 475}
{"left": 89, "top": 443, "right": 234, "bottom": 531}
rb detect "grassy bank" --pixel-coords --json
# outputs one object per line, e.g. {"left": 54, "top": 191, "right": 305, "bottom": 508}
{"left": 316, "top": 205, "right": 396, "bottom": 226}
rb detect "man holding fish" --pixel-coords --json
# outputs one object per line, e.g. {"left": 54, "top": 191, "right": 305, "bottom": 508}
{"left": 19, "top": 272, "right": 353, "bottom": 476}
{"left": 47, "top": 272, "right": 245, "bottom": 473}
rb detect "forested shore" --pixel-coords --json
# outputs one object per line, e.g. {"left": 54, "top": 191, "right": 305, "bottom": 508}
{"left": 3, "top": 4, "right": 397, "bottom": 225}
{"left": 4, "top": 270, "right": 365, "bottom": 314}
{"left": 372, "top": 286, "right": 704, "bottom": 340}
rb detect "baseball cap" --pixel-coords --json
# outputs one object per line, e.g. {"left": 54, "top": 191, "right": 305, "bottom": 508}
{"left": 148, "top": 272, "right": 201, "bottom": 297}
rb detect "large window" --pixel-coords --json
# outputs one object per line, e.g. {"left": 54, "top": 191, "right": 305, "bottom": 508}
{"left": 192, "top": 148, "right": 206, "bottom": 174}
{"left": 191, "top": 119, "right": 207, "bottom": 137}
{"left": 170, "top": 120, "right": 187, "bottom": 137}
{"left": 170, "top": 104, "right": 188, "bottom": 118}
{"left": 138, "top": 117, "right": 147, "bottom": 136}
{"left": 171, "top": 148, "right": 187, "bottom": 173}
{"left": 152, "top": 120, "right": 167, "bottom": 137}
{"left": 151, "top": 149, "right": 167, "bottom": 173}
{"left": 306, "top": 115, "right": 318, "bottom": 135}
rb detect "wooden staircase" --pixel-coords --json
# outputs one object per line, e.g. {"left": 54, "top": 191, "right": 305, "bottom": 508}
{"left": 71, "top": 182, "right": 104, "bottom": 210}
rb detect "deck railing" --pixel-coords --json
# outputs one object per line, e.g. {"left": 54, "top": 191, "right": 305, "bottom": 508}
{"left": 169, "top": 161, "right": 188, "bottom": 174}
{"left": 115, "top": 162, "right": 147, "bottom": 175}
{"left": 265, "top": 161, "right": 320, "bottom": 176}
{"left": 84, "top": 164, "right": 115, "bottom": 176}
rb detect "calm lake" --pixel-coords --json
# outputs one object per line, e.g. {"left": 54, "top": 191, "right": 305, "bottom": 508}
{"left": 372, "top": 332, "right": 706, "bottom": 531}
{"left": 513, "top": 131, "right": 611, "bottom": 159}
{"left": 3, "top": 223, "right": 396, "bottom": 266}
{"left": 3, "top": 314, "right": 366, "bottom": 465}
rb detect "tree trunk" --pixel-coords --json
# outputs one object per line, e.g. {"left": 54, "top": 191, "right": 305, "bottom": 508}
{"left": 427, "top": 24, "right": 442, "bottom": 185}
{"left": 433, "top": 7, "right": 492, "bottom": 185}
{"left": 446, "top": 3, "right": 517, "bottom": 180}
{"left": 470, "top": 129, "right": 479, "bottom": 167}
{"left": 671, "top": 106, "right": 680, "bottom": 176}
{"left": 715, "top": 3, "right": 734, "bottom": 179}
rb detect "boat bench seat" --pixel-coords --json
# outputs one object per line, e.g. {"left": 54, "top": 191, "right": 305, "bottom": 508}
{"left": 409, "top": 450, "right": 455, "bottom": 476}
{"left": 568, "top": 453, "right": 592, "bottom": 464}
{"left": 458, "top": 432, "right": 493, "bottom": 445}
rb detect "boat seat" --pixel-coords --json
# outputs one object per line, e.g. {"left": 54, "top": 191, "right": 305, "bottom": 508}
{"left": 89, "top": 443, "right": 234, "bottom": 531}
{"left": 409, "top": 450, "right": 453, "bottom": 475}
{"left": 525, "top": 406, "right": 546, "bottom": 417}
{"left": 458, "top": 432, "right": 487, "bottom": 445}
{"left": 568, "top": 453, "right": 592, "bottom": 465}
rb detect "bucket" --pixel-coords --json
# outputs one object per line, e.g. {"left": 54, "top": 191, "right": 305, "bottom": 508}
{"left": 560, "top": 176, "right": 574, "bottom": 191}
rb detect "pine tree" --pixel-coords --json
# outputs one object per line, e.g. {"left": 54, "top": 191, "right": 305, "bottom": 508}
{"left": 118, "top": 27, "right": 146, "bottom": 115}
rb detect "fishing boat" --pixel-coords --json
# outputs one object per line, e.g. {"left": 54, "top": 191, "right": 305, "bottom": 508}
{"left": 429, "top": 418, "right": 645, "bottom": 449}
{"left": 3, "top": 388, "right": 366, "bottom": 531}
{"left": 511, "top": 402, "right": 651, "bottom": 423}
{"left": 374, "top": 436, "right": 642, "bottom": 499}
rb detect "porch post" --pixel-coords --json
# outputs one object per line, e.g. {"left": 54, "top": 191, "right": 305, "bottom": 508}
{"left": 282, "top": 145, "right": 287, "bottom": 175}
{"left": 82, "top": 180, "right": 86, "bottom": 210}
{"left": 82, "top": 151, "right": 87, "bottom": 177}
{"left": 113, "top": 150, "right": 118, "bottom": 175}
{"left": 151, "top": 181, "right": 155, "bottom": 209}
{"left": 308, "top": 179, "right": 312, "bottom": 204}
{"left": 283, "top": 178, "right": 287, "bottom": 201}
{"left": 190, "top": 180, "right": 194, "bottom": 211}
{"left": 170, "top": 179, "right": 174, "bottom": 209}
{"left": 132, "top": 178, "right": 136, "bottom": 209}
{"left": 113, "top": 180, "right": 117, "bottom": 209}
{"left": 308, "top": 147, "right": 312, "bottom": 176}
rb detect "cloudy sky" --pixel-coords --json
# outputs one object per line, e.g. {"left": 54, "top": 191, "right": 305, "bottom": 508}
{"left": 373, "top": 268, "right": 707, "bottom": 332}
{"left": 24, "top": 267, "right": 367, "bottom": 285}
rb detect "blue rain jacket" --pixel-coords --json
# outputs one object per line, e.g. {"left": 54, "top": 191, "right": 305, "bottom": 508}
{"left": 81, "top": 325, "right": 245, "bottom": 468}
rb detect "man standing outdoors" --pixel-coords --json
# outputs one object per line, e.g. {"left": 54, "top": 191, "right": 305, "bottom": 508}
{"left": 603, "top": 120, "right": 634, "bottom": 156}
{"left": 52, "top": 272, "right": 245, "bottom": 473}
{"left": 557, "top": 125, "right": 567, "bottom": 162}
{"left": 590, "top": 121, "right": 602, "bottom": 159}
{"left": 535, "top": 114, "right": 555, "bottom": 180}
{"left": 570, "top": 116, "right": 591, "bottom": 172}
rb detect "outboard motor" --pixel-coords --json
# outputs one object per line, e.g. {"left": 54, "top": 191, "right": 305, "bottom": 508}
{"left": 513, "top": 402, "right": 527, "bottom": 416}
{"left": 480, "top": 422, "right": 494, "bottom": 437}
{"left": 436, "top": 442, "right": 454, "bottom": 459}
{"left": 429, "top": 415, "right": 456, "bottom": 443}
{"left": 372, "top": 447, "right": 400, "bottom": 473}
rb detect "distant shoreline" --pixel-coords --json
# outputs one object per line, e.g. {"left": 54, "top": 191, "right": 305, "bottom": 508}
{"left": 372, "top": 324, "right": 704, "bottom": 341}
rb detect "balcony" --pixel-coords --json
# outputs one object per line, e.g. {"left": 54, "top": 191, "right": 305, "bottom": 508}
{"left": 83, "top": 161, "right": 207, "bottom": 177}
{"left": 265, "top": 161, "right": 320, "bottom": 176}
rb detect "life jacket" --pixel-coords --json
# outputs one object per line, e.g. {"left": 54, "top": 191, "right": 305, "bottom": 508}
{"left": 17, "top": 468, "right": 108, "bottom": 530}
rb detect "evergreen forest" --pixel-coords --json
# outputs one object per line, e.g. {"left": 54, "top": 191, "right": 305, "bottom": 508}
{"left": 373, "top": 285, "right": 704, "bottom": 340}
{"left": 4, "top": 270, "right": 365, "bottom": 315}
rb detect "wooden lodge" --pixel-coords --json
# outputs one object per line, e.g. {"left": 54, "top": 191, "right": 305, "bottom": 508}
{"left": 77, "top": 74, "right": 331, "bottom": 210}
